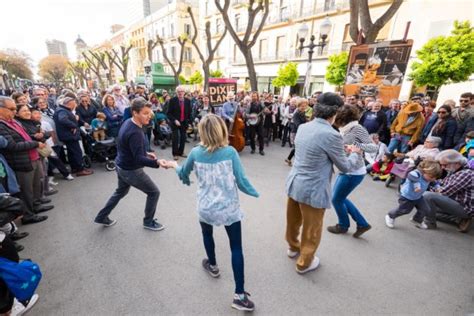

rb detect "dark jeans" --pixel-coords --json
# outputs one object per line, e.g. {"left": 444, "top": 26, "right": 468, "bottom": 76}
{"left": 248, "top": 123, "right": 264, "bottom": 152}
{"left": 95, "top": 167, "right": 160, "bottom": 225}
{"left": 200, "top": 221, "right": 245, "bottom": 294}
{"left": 331, "top": 174, "right": 369, "bottom": 229}
{"left": 287, "top": 148, "right": 295, "bottom": 160}
{"left": 64, "top": 140, "right": 84, "bottom": 172}
{"left": 171, "top": 125, "right": 187, "bottom": 156}
{"left": 0, "top": 237, "right": 19, "bottom": 314}
{"left": 281, "top": 124, "right": 292, "bottom": 146}
{"left": 48, "top": 156, "right": 70, "bottom": 177}
{"left": 388, "top": 196, "right": 429, "bottom": 223}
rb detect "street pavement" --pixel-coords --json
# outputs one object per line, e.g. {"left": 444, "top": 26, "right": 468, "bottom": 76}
{"left": 19, "top": 140, "right": 473, "bottom": 315}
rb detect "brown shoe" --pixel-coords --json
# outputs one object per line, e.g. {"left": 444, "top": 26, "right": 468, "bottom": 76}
{"left": 327, "top": 224, "right": 348, "bottom": 234}
{"left": 353, "top": 224, "right": 372, "bottom": 238}
{"left": 76, "top": 169, "right": 93, "bottom": 177}
{"left": 173, "top": 156, "right": 179, "bottom": 161}
{"left": 457, "top": 218, "right": 472, "bottom": 233}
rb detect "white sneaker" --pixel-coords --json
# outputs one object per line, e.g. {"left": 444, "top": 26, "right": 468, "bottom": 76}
{"left": 416, "top": 222, "right": 429, "bottom": 230}
{"left": 65, "top": 174, "right": 74, "bottom": 181}
{"left": 296, "top": 256, "right": 320, "bottom": 274}
{"left": 385, "top": 214, "right": 395, "bottom": 228}
{"left": 48, "top": 177, "right": 58, "bottom": 186}
{"left": 287, "top": 249, "right": 299, "bottom": 258}
{"left": 11, "top": 294, "right": 39, "bottom": 316}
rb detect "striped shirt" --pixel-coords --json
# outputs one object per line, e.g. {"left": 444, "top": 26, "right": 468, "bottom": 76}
{"left": 440, "top": 165, "right": 474, "bottom": 215}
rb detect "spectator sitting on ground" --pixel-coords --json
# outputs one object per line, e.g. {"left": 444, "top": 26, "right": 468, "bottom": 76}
{"left": 466, "top": 140, "right": 474, "bottom": 169}
{"left": 388, "top": 102, "right": 425, "bottom": 154}
{"left": 370, "top": 153, "right": 395, "bottom": 181}
{"left": 365, "top": 133, "right": 388, "bottom": 167}
{"left": 423, "top": 150, "right": 473, "bottom": 233}
{"left": 456, "top": 131, "right": 474, "bottom": 156}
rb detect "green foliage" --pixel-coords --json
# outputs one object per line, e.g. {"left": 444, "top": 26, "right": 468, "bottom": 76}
{"left": 325, "top": 51, "right": 349, "bottom": 87}
{"left": 272, "top": 62, "right": 299, "bottom": 88}
{"left": 410, "top": 20, "right": 474, "bottom": 88}
{"left": 210, "top": 69, "right": 224, "bottom": 78}
{"left": 189, "top": 71, "right": 203, "bottom": 84}
{"left": 178, "top": 74, "right": 188, "bottom": 84}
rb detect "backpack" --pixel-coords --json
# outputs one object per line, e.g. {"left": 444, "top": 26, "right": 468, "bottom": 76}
{"left": 0, "top": 257, "right": 42, "bottom": 301}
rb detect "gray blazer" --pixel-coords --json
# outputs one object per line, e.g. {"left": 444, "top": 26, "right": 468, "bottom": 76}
{"left": 286, "top": 118, "right": 360, "bottom": 209}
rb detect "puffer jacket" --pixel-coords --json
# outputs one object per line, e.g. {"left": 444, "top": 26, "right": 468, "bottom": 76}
{"left": 0, "top": 121, "right": 39, "bottom": 172}
{"left": 390, "top": 102, "right": 425, "bottom": 143}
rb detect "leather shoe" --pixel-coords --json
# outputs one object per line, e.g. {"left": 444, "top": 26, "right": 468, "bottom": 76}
{"left": 34, "top": 205, "right": 54, "bottom": 213}
{"left": 180, "top": 154, "right": 188, "bottom": 158}
{"left": 13, "top": 241, "right": 24, "bottom": 252}
{"left": 45, "top": 188, "right": 58, "bottom": 196}
{"left": 22, "top": 215, "right": 48, "bottom": 225}
{"left": 35, "top": 197, "right": 52, "bottom": 205}
{"left": 458, "top": 218, "right": 472, "bottom": 233}
{"left": 10, "top": 231, "right": 29, "bottom": 241}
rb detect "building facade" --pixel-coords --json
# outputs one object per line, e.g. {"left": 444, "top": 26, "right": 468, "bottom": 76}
{"left": 45, "top": 39, "right": 69, "bottom": 58}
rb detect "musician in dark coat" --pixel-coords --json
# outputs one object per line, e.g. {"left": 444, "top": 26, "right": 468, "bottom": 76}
{"left": 247, "top": 92, "right": 265, "bottom": 155}
{"left": 166, "top": 86, "right": 192, "bottom": 160}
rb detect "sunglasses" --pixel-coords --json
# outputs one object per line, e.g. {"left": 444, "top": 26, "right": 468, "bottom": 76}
{"left": 459, "top": 99, "right": 469, "bottom": 102}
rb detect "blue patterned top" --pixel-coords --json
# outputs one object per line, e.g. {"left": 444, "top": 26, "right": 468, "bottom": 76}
{"left": 176, "top": 145, "right": 259, "bottom": 226}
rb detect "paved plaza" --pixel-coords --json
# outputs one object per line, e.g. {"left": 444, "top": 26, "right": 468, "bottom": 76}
{"left": 20, "top": 142, "right": 473, "bottom": 315}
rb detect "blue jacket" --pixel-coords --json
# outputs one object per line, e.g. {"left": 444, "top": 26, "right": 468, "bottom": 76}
{"left": 400, "top": 170, "right": 430, "bottom": 201}
{"left": 53, "top": 106, "right": 81, "bottom": 142}
{"left": 0, "top": 136, "right": 20, "bottom": 195}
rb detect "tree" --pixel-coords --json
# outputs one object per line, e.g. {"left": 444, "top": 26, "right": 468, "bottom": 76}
{"left": 271, "top": 62, "right": 299, "bottom": 92}
{"left": 349, "top": 0, "right": 403, "bottom": 44}
{"left": 210, "top": 69, "right": 224, "bottom": 78}
{"left": 38, "top": 55, "right": 69, "bottom": 86}
{"left": 325, "top": 51, "right": 349, "bottom": 89}
{"left": 0, "top": 49, "right": 34, "bottom": 79}
{"left": 82, "top": 50, "right": 105, "bottom": 89}
{"left": 187, "top": 6, "right": 227, "bottom": 91}
{"left": 189, "top": 71, "right": 203, "bottom": 85}
{"left": 154, "top": 34, "right": 187, "bottom": 85}
{"left": 215, "top": 0, "right": 270, "bottom": 91}
{"left": 179, "top": 74, "right": 188, "bottom": 84}
{"left": 105, "top": 45, "right": 133, "bottom": 83}
{"left": 409, "top": 20, "right": 474, "bottom": 98}
{"left": 68, "top": 61, "right": 89, "bottom": 88}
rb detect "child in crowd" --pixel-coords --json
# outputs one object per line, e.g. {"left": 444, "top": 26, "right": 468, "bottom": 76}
{"left": 364, "top": 133, "right": 388, "bottom": 167}
{"left": 466, "top": 140, "right": 474, "bottom": 169}
{"left": 457, "top": 131, "right": 474, "bottom": 157}
{"left": 153, "top": 111, "right": 172, "bottom": 149}
{"left": 165, "top": 114, "right": 259, "bottom": 312}
{"left": 370, "top": 153, "right": 395, "bottom": 181}
{"left": 91, "top": 112, "right": 107, "bottom": 141}
{"left": 385, "top": 159, "right": 442, "bottom": 229}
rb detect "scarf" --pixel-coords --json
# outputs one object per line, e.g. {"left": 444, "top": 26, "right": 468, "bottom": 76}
{"left": 339, "top": 120, "right": 359, "bottom": 136}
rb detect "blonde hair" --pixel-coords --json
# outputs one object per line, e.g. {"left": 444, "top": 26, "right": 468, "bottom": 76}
{"left": 297, "top": 97, "right": 309, "bottom": 107}
{"left": 417, "top": 159, "right": 442, "bottom": 178}
{"left": 198, "top": 114, "right": 228, "bottom": 152}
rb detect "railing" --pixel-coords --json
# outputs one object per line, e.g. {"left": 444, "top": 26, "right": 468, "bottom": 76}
{"left": 231, "top": 48, "right": 331, "bottom": 65}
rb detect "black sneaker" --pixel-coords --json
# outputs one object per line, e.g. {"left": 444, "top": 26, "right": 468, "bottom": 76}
{"left": 232, "top": 292, "right": 255, "bottom": 312}
{"left": 250, "top": 150, "right": 255, "bottom": 154}
{"left": 94, "top": 217, "right": 117, "bottom": 227}
{"left": 259, "top": 151, "right": 265, "bottom": 156}
{"left": 202, "top": 259, "right": 220, "bottom": 278}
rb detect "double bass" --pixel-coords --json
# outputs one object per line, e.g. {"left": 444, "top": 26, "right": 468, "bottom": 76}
{"left": 228, "top": 102, "right": 245, "bottom": 152}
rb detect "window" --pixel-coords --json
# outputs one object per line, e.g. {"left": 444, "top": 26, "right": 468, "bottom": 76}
{"left": 205, "top": 1, "right": 209, "bottom": 16}
{"left": 184, "top": 47, "right": 192, "bottom": 61}
{"left": 324, "top": 0, "right": 336, "bottom": 11}
{"left": 276, "top": 35, "right": 286, "bottom": 59}
{"left": 259, "top": 38, "right": 268, "bottom": 59}
{"left": 235, "top": 14, "right": 240, "bottom": 31}
{"left": 185, "top": 24, "right": 191, "bottom": 36}
{"left": 170, "top": 23, "right": 174, "bottom": 37}
{"left": 171, "top": 47, "right": 176, "bottom": 60}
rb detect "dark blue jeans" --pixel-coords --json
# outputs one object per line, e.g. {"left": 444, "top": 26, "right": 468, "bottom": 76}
{"left": 200, "top": 221, "right": 244, "bottom": 294}
{"left": 95, "top": 167, "right": 160, "bottom": 225}
{"left": 331, "top": 174, "right": 369, "bottom": 229}
{"left": 64, "top": 140, "right": 84, "bottom": 172}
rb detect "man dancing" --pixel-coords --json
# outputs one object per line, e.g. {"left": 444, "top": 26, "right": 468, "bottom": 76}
{"left": 94, "top": 98, "right": 166, "bottom": 231}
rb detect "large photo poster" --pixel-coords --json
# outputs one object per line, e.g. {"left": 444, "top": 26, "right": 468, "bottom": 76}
{"left": 343, "top": 40, "right": 413, "bottom": 105}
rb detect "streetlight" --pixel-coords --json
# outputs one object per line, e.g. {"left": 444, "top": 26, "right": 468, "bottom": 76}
{"left": 143, "top": 59, "right": 153, "bottom": 90}
{"left": 298, "top": 15, "right": 332, "bottom": 97}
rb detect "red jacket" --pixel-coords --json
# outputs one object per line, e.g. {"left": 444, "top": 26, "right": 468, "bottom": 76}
{"left": 372, "top": 161, "right": 394, "bottom": 175}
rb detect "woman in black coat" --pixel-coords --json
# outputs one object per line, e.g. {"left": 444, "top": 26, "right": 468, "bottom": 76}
{"left": 76, "top": 95, "right": 98, "bottom": 127}
{"left": 429, "top": 105, "right": 457, "bottom": 150}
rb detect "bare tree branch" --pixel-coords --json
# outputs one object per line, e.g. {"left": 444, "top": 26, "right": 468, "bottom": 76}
{"left": 349, "top": 0, "right": 360, "bottom": 43}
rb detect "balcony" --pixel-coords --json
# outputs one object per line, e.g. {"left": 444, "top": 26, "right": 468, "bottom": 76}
{"left": 231, "top": 48, "right": 331, "bottom": 65}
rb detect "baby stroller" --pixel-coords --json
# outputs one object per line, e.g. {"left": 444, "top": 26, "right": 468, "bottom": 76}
{"left": 152, "top": 114, "right": 172, "bottom": 149}
{"left": 80, "top": 127, "right": 117, "bottom": 171}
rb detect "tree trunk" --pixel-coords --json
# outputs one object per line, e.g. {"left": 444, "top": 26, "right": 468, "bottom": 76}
{"left": 203, "top": 63, "right": 210, "bottom": 92}
{"left": 243, "top": 49, "right": 258, "bottom": 91}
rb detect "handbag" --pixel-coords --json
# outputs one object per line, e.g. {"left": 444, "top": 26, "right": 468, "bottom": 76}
{"left": 37, "top": 144, "right": 53, "bottom": 158}
{"left": 390, "top": 161, "right": 411, "bottom": 179}
{"left": 0, "top": 257, "right": 42, "bottom": 301}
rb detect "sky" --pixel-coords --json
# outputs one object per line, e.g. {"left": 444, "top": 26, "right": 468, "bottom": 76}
{"left": 0, "top": 0, "right": 145, "bottom": 75}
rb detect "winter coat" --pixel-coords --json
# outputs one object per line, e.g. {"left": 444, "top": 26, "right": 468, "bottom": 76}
{"left": 0, "top": 121, "right": 39, "bottom": 172}
{"left": 430, "top": 117, "right": 457, "bottom": 150}
{"left": 53, "top": 106, "right": 81, "bottom": 142}
{"left": 390, "top": 102, "right": 425, "bottom": 143}
{"left": 76, "top": 104, "right": 98, "bottom": 126}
